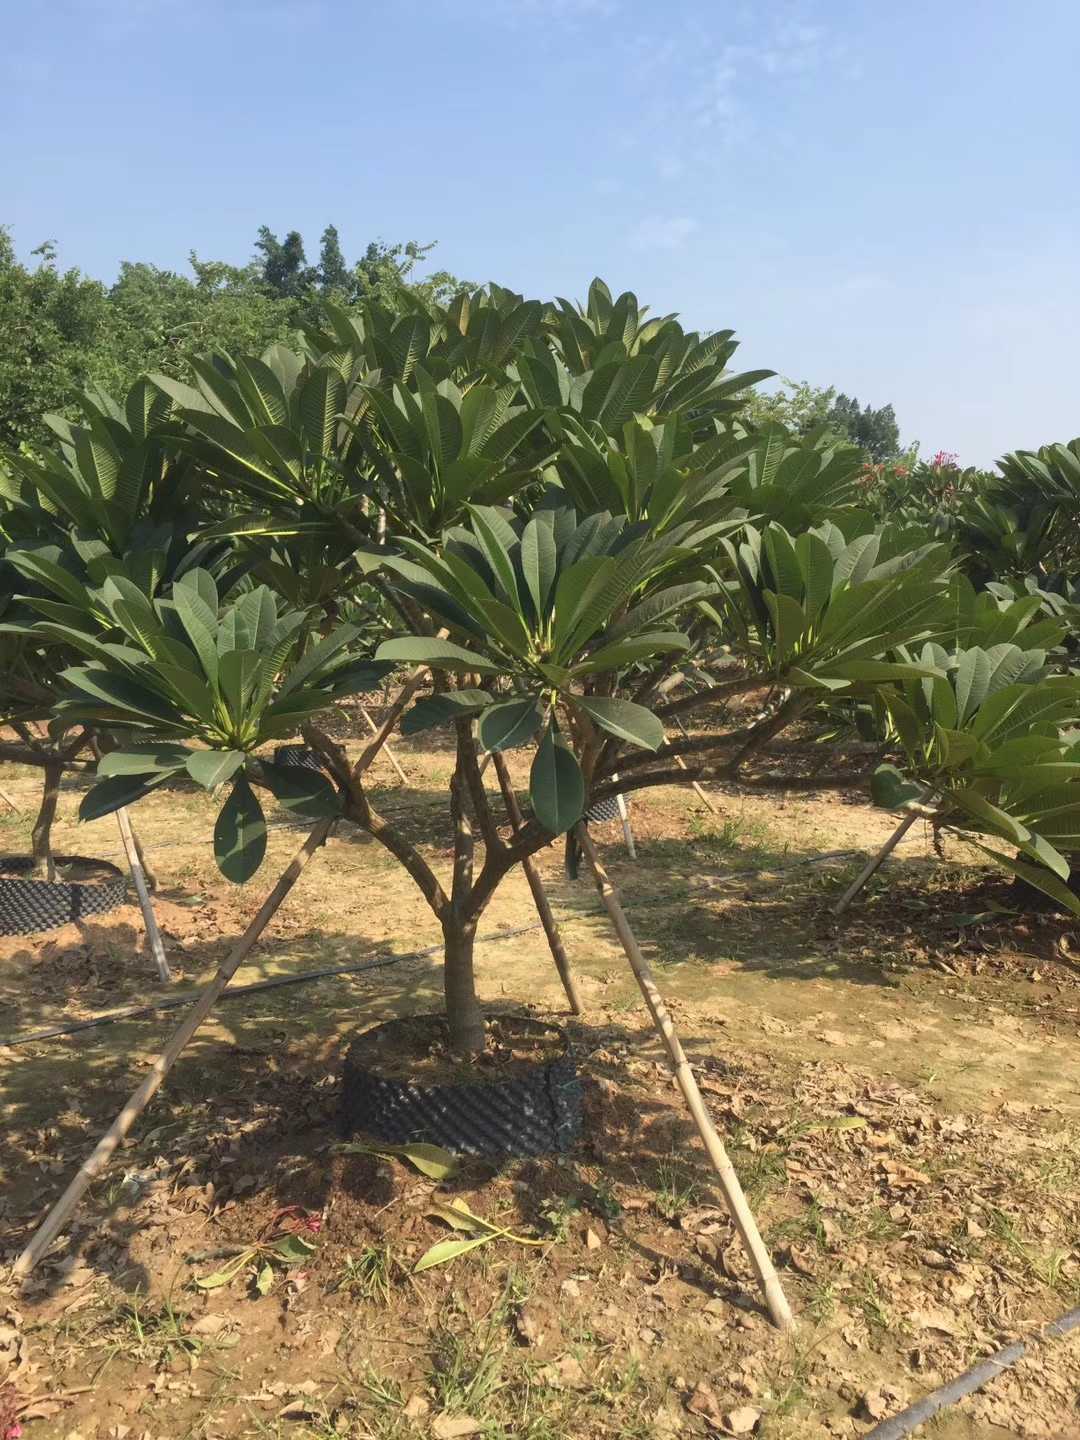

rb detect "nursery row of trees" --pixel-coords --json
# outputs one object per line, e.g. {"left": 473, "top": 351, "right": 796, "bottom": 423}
{"left": 2, "top": 275, "right": 1080, "bottom": 1052}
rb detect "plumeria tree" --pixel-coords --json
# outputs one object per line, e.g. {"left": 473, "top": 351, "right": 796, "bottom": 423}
{"left": 4, "top": 279, "right": 1080, "bottom": 1055}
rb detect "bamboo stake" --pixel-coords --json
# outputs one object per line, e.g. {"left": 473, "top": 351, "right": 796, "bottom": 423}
{"left": 831, "top": 811, "right": 919, "bottom": 917}
{"left": 359, "top": 703, "right": 408, "bottom": 784}
{"left": 491, "top": 752, "right": 582, "bottom": 1015}
{"left": 116, "top": 808, "right": 171, "bottom": 983}
{"left": 12, "top": 819, "right": 333, "bottom": 1280}
{"left": 127, "top": 816, "right": 159, "bottom": 893}
{"left": 615, "top": 787, "right": 637, "bottom": 859}
{"left": 671, "top": 716, "right": 719, "bottom": 816}
{"left": 575, "top": 823, "right": 794, "bottom": 1331}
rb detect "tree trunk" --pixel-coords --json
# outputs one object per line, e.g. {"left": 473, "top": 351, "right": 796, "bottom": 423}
{"left": 443, "top": 914, "right": 484, "bottom": 1056}
{"left": 31, "top": 759, "right": 63, "bottom": 881}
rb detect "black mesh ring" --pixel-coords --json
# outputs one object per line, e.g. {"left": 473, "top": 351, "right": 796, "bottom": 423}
{"left": 339, "top": 1015, "right": 582, "bottom": 1157}
{"left": 586, "top": 794, "right": 622, "bottom": 823}
{"left": 273, "top": 745, "right": 327, "bottom": 774}
{"left": 0, "top": 856, "right": 127, "bottom": 937}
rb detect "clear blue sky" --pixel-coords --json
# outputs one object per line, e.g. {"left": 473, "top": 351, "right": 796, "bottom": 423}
{"left": 4, "top": 0, "right": 1078, "bottom": 465}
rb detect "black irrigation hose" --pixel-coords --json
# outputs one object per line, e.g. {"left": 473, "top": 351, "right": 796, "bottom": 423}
{"left": 864, "top": 1306, "right": 1080, "bottom": 1439}
{"left": 4, "top": 849, "right": 861, "bottom": 1050}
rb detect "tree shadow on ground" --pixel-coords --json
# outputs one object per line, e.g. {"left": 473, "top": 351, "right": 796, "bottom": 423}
{"left": 8, "top": 1007, "right": 771, "bottom": 1317}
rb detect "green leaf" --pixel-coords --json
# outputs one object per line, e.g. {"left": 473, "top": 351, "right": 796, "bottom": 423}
{"left": 272, "top": 1233, "right": 318, "bottom": 1264}
{"left": 950, "top": 787, "right": 1030, "bottom": 848}
{"left": 96, "top": 745, "right": 191, "bottom": 778}
{"left": 261, "top": 762, "right": 342, "bottom": 818}
{"left": 79, "top": 773, "right": 171, "bottom": 821}
{"left": 870, "top": 764, "right": 925, "bottom": 811}
{"left": 336, "top": 1141, "right": 461, "bottom": 1180}
{"left": 300, "top": 365, "right": 346, "bottom": 457}
{"left": 61, "top": 666, "right": 183, "bottom": 726}
{"left": 412, "top": 1235, "right": 491, "bottom": 1271}
{"left": 193, "top": 1251, "right": 254, "bottom": 1290}
{"left": 520, "top": 513, "right": 558, "bottom": 619}
{"left": 966, "top": 840, "right": 1080, "bottom": 916}
{"left": 401, "top": 691, "right": 492, "bottom": 735}
{"left": 255, "top": 1263, "right": 274, "bottom": 1296}
{"left": 171, "top": 585, "right": 220, "bottom": 687}
{"left": 529, "top": 721, "right": 585, "bottom": 834}
{"left": 218, "top": 650, "right": 260, "bottom": 722}
{"left": 571, "top": 695, "right": 664, "bottom": 751}
{"left": 186, "top": 749, "right": 245, "bottom": 789}
{"left": 213, "top": 776, "right": 267, "bottom": 884}
{"left": 573, "top": 631, "right": 689, "bottom": 676}
{"left": 477, "top": 696, "right": 541, "bottom": 752}
{"left": 375, "top": 638, "right": 502, "bottom": 675}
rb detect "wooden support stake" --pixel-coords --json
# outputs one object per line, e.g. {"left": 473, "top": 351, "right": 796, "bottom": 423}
{"left": 359, "top": 703, "right": 408, "bottom": 784}
{"left": 615, "top": 787, "right": 637, "bottom": 859}
{"left": 491, "top": 752, "right": 582, "bottom": 1016}
{"left": 671, "top": 717, "right": 719, "bottom": 816}
{"left": 575, "top": 823, "right": 794, "bottom": 1331}
{"left": 116, "top": 808, "right": 171, "bottom": 983}
{"left": 127, "top": 816, "right": 159, "bottom": 893}
{"left": 832, "top": 811, "right": 919, "bottom": 917}
{"left": 12, "top": 819, "right": 334, "bottom": 1281}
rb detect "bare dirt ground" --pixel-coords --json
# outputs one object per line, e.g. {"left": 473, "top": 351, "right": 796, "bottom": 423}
{"left": 2, "top": 722, "right": 1079, "bottom": 1439}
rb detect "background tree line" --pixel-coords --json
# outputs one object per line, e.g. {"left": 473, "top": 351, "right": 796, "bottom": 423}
{"left": 0, "top": 224, "right": 463, "bottom": 448}
{"left": 0, "top": 223, "right": 904, "bottom": 461}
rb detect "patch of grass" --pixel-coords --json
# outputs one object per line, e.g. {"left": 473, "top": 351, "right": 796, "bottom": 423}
{"left": 730, "top": 1128, "right": 788, "bottom": 1205}
{"left": 852, "top": 1275, "right": 890, "bottom": 1333}
{"left": 770, "top": 1200, "right": 829, "bottom": 1252}
{"left": 94, "top": 1287, "right": 223, "bottom": 1375}
{"left": 688, "top": 811, "right": 777, "bottom": 856}
{"left": 540, "top": 1195, "right": 580, "bottom": 1241}
{"left": 1038, "top": 1135, "right": 1080, "bottom": 1194}
{"left": 852, "top": 1204, "right": 905, "bottom": 1243}
{"left": 654, "top": 1155, "right": 699, "bottom": 1222}
{"left": 806, "top": 1278, "right": 840, "bottom": 1324}
{"left": 428, "top": 1321, "right": 506, "bottom": 1415}
{"left": 987, "top": 1206, "right": 1076, "bottom": 1294}
{"left": 584, "top": 1175, "right": 623, "bottom": 1223}
{"left": 337, "top": 1245, "right": 400, "bottom": 1304}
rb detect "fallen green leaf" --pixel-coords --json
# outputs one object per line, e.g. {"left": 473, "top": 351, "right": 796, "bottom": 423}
{"left": 336, "top": 1140, "right": 461, "bottom": 1180}
{"left": 413, "top": 1236, "right": 492, "bottom": 1272}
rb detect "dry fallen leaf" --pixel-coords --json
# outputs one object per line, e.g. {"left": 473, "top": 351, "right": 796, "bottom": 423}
{"left": 686, "top": 1380, "right": 723, "bottom": 1423}
{"left": 911, "top": 1307, "right": 962, "bottom": 1336}
{"left": 861, "top": 1390, "right": 890, "bottom": 1421}
{"left": 403, "top": 1393, "right": 430, "bottom": 1422}
{"left": 586, "top": 1227, "right": 602, "bottom": 1251}
{"left": 721, "top": 1406, "right": 762, "bottom": 1435}
{"left": 537, "top": 1354, "right": 589, "bottom": 1391}
{"left": 431, "top": 1416, "right": 482, "bottom": 1439}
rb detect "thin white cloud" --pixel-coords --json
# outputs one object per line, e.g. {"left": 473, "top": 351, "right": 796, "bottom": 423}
{"left": 629, "top": 216, "right": 699, "bottom": 252}
{"left": 451, "top": 0, "right": 618, "bottom": 24}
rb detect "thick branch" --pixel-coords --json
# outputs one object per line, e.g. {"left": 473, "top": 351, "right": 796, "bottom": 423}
{"left": 726, "top": 692, "right": 810, "bottom": 775}
{"left": 343, "top": 773, "right": 449, "bottom": 918}
{"left": 456, "top": 719, "right": 503, "bottom": 856}
{"left": 449, "top": 766, "right": 474, "bottom": 906}
{"left": 0, "top": 742, "right": 92, "bottom": 771}
{"left": 656, "top": 675, "right": 767, "bottom": 721}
